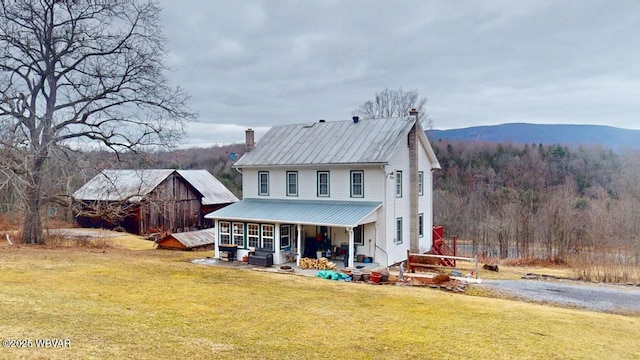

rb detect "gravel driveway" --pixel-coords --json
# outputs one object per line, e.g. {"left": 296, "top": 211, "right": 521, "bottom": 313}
{"left": 480, "top": 279, "right": 640, "bottom": 315}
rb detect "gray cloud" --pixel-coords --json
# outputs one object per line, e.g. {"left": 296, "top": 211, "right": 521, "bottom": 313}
{"left": 159, "top": 0, "right": 640, "bottom": 146}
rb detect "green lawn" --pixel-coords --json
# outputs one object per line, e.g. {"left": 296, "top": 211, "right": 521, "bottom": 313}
{"left": 0, "top": 245, "right": 638, "bottom": 360}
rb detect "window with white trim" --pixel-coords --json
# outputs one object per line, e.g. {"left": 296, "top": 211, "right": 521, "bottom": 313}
{"left": 396, "top": 217, "right": 403, "bottom": 244}
{"left": 219, "top": 221, "right": 231, "bottom": 245}
{"left": 351, "top": 170, "right": 364, "bottom": 198}
{"left": 317, "top": 171, "right": 330, "bottom": 197}
{"left": 258, "top": 171, "right": 269, "bottom": 196}
{"left": 395, "top": 171, "right": 403, "bottom": 197}
{"left": 232, "top": 223, "right": 244, "bottom": 247}
{"left": 280, "top": 225, "right": 291, "bottom": 248}
{"left": 418, "top": 213, "right": 424, "bottom": 238}
{"left": 261, "top": 224, "right": 274, "bottom": 250}
{"left": 418, "top": 171, "right": 424, "bottom": 196}
{"left": 247, "top": 223, "right": 260, "bottom": 248}
{"left": 286, "top": 171, "right": 298, "bottom": 196}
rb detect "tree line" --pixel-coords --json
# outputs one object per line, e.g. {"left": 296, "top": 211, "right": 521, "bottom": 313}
{"left": 432, "top": 140, "right": 640, "bottom": 265}
{"left": 1, "top": 136, "right": 639, "bottom": 272}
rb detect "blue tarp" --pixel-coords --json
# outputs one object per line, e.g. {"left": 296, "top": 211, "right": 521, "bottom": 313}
{"left": 316, "top": 270, "right": 351, "bottom": 281}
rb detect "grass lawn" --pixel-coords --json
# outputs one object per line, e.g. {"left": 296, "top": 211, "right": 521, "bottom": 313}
{"left": 0, "top": 245, "right": 638, "bottom": 360}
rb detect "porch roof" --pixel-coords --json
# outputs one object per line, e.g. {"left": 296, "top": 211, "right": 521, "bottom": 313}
{"left": 204, "top": 198, "right": 381, "bottom": 228}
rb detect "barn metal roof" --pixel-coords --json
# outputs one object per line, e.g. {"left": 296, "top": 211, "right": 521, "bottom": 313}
{"left": 72, "top": 169, "right": 175, "bottom": 202}
{"left": 204, "top": 198, "right": 381, "bottom": 228}
{"left": 176, "top": 170, "right": 239, "bottom": 205}
{"left": 73, "top": 169, "right": 238, "bottom": 205}
{"left": 234, "top": 117, "right": 420, "bottom": 167}
{"left": 163, "top": 228, "right": 216, "bottom": 248}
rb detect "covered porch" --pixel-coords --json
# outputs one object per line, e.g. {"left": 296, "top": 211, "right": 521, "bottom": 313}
{"left": 204, "top": 198, "right": 382, "bottom": 267}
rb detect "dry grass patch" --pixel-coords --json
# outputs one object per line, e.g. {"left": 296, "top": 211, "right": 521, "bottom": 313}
{"left": 0, "top": 247, "right": 638, "bottom": 360}
{"left": 41, "top": 229, "right": 156, "bottom": 251}
{"left": 442, "top": 257, "right": 575, "bottom": 281}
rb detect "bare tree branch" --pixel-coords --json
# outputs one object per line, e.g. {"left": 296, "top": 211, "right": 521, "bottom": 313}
{"left": 0, "top": 0, "right": 196, "bottom": 244}
{"left": 353, "top": 87, "right": 433, "bottom": 129}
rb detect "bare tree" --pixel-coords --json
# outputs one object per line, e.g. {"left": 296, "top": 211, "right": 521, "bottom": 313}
{"left": 353, "top": 87, "right": 432, "bottom": 129}
{"left": 0, "top": 0, "right": 195, "bottom": 244}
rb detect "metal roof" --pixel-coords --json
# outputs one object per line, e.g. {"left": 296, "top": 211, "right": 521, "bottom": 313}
{"left": 235, "top": 117, "right": 417, "bottom": 167}
{"left": 176, "top": 170, "right": 239, "bottom": 205}
{"left": 205, "top": 198, "right": 381, "bottom": 228}
{"left": 162, "top": 228, "right": 216, "bottom": 248}
{"left": 72, "top": 169, "right": 175, "bottom": 202}
{"left": 73, "top": 169, "right": 238, "bottom": 204}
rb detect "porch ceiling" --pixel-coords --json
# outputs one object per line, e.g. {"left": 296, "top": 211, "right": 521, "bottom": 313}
{"left": 204, "top": 198, "right": 381, "bottom": 228}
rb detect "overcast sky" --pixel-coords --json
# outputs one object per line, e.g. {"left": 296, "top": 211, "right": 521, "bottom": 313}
{"left": 158, "top": 0, "right": 640, "bottom": 147}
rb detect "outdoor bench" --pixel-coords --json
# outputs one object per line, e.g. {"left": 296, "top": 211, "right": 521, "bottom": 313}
{"left": 248, "top": 247, "right": 273, "bottom": 267}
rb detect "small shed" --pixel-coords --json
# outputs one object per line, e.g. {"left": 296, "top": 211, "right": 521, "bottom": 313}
{"left": 157, "top": 228, "right": 216, "bottom": 250}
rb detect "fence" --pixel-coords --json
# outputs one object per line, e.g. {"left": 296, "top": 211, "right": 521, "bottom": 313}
{"left": 406, "top": 251, "right": 479, "bottom": 279}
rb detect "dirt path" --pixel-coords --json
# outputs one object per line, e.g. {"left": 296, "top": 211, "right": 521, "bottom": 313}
{"left": 47, "top": 228, "right": 127, "bottom": 238}
{"left": 480, "top": 279, "right": 640, "bottom": 315}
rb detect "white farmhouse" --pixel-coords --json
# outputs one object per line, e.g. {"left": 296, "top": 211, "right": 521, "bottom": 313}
{"left": 205, "top": 111, "right": 440, "bottom": 267}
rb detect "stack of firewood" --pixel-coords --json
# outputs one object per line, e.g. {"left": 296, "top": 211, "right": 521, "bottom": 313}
{"left": 298, "top": 257, "right": 337, "bottom": 270}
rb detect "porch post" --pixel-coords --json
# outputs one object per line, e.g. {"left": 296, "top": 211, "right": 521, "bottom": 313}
{"left": 296, "top": 224, "right": 302, "bottom": 266}
{"left": 347, "top": 227, "right": 355, "bottom": 268}
{"left": 274, "top": 224, "right": 281, "bottom": 264}
{"left": 214, "top": 219, "right": 220, "bottom": 259}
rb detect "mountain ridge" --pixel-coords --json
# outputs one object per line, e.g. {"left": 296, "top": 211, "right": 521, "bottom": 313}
{"left": 428, "top": 123, "right": 640, "bottom": 150}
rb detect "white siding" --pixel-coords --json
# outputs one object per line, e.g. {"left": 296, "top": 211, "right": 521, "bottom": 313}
{"left": 242, "top": 170, "right": 258, "bottom": 198}
{"left": 382, "top": 141, "right": 412, "bottom": 265}
{"left": 242, "top": 166, "right": 385, "bottom": 201}
{"left": 360, "top": 222, "right": 377, "bottom": 258}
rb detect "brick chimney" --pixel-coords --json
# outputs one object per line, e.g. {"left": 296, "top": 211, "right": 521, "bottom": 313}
{"left": 245, "top": 128, "right": 254, "bottom": 151}
{"left": 409, "top": 108, "right": 418, "bottom": 119}
{"left": 408, "top": 108, "right": 419, "bottom": 253}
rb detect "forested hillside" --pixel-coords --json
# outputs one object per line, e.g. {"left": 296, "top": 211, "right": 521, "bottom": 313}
{"left": 432, "top": 140, "right": 640, "bottom": 263}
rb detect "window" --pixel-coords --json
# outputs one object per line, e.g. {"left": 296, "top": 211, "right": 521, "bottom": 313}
{"left": 286, "top": 171, "right": 298, "bottom": 196}
{"left": 350, "top": 170, "right": 364, "bottom": 198}
{"left": 395, "top": 171, "right": 403, "bottom": 197}
{"left": 219, "top": 221, "right": 231, "bottom": 244}
{"left": 247, "top": 223, "right": 260, "bottom": 248}
{"left": 354, "top": 225, "right": 364, "bottom": 246}
{"left": 396, "top": 217, "right": 403, "bottom": 244}
{"left": 317, "top": 171, "right": 330, "bottom": 197}
{"left": 258, "top": 171, "right": 269, "bottom": 196}
{"left": 419, "top": 213, "right": 424, "bottom": 237}
{"left": 261, "top": 224, "right": 274, "bottom": 250}
{"left": 280, "top": 225, "right": 291, "bottom": 248}
{"left": 232, "top": 223, "right": 244, "bottom": 247}
{"left": 418, "top": 171, "right": 424, "bottom": 196}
